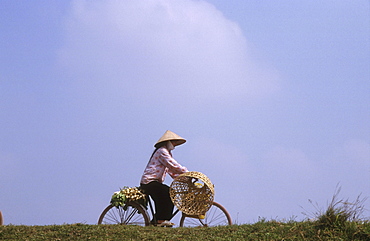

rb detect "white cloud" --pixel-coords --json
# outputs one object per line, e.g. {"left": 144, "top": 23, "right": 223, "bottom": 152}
{"left": 0, "top": 152, "right": 24, "bottom": 182}
{"left": 263, "top": 146, "right": 313, "bottom": 174}
{"left": 343, "top": 139, "right": 370, "bottom": 165}
{"left": 189, "top": 136, "right": 251, "bottom": 175}
{"left": 58, "top": 0, "right": 280, "bottom": 110}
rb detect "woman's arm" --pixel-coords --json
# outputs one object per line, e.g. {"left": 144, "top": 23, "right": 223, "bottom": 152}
{"left": 157, "top": 148, "right": 188, "bottom": 176}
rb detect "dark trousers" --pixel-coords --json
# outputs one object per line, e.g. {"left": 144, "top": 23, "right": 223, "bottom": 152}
{"left": 140, "top": 181, "right": 174, "bottom": 221}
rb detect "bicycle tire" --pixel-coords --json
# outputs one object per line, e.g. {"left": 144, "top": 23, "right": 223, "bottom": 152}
{"left": 179, "top": 201, "right": 232, "bottom": 227}
{"left": 98, "top": 202, "right": 150, "bottom": 226}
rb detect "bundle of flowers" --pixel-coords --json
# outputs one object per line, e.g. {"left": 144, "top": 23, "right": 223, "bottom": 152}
{"left": 110, "top": 187, "right": 147, "bottom": 208}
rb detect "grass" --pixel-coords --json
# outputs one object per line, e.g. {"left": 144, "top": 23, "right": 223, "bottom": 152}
{"left": 1, "top": 221, "right": 369, "bottom": 241}
{"left": 2, "top": 188, "right": 369, "bottom": 240}
{"left": 302, "top": 185, "right": 369, "bottom": 234}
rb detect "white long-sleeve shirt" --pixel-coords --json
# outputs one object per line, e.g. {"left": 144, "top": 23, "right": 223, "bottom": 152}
{"left": 140, "top": 147, "right": 188, "bottom": 184}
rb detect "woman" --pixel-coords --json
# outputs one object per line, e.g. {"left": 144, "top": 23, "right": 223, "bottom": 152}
{"left": 140, "top": 130, "right": 188, "bottom": 227}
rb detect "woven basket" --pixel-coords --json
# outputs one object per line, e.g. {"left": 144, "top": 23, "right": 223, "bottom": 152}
{"left": 170, "top": 171, "right": 215, "bottom": 215}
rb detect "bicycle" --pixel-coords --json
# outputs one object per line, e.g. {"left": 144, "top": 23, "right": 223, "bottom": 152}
{"left": 98, "top": 195, "right": 231, "bottom": 227}
{"left": 98, "top": 172, "right": 232, "bottom": 227}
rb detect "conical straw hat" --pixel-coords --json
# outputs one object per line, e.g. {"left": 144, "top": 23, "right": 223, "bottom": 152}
{"left": 154, "top": 130, "right": 186, "bottom": 148}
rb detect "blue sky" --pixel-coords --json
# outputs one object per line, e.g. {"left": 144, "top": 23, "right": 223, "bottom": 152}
{"left": 1, "top": 0, "right": 369, "bottom": 225}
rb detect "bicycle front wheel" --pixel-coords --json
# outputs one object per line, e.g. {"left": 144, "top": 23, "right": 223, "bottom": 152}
{"left": 179, "top": 201, "right": 232, "bottom": 227}
{"left": 98, "top": 202, "right": 150, "bottom": 226}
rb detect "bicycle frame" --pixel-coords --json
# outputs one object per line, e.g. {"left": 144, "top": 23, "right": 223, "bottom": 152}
{"left": 146, "top": 195, "right": 181, "bottom": 225}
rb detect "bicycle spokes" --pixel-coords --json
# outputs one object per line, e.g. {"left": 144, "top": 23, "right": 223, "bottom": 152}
{"left": 179, "top": 202, "right": 232, "bottom": 227}
{"left": 98, "top": 203, "right": 150, "bottom": 226}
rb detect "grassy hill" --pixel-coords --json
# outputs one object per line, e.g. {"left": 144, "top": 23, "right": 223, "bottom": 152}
{"left": 1, "top": 189, "right": 369, "bottom": 240}
{"left": 1, "top": 220, "right": 369, "bottom": 240}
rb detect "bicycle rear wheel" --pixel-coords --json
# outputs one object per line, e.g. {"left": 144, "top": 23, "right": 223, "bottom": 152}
{"left": 179, "top": 201, "right": 232, "bottom": 227}
{"left": 98, "top": 202, "right": 150, "bottom": 226}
